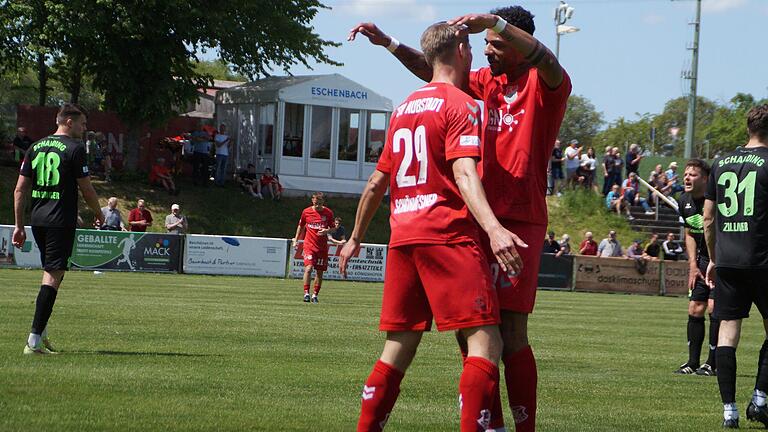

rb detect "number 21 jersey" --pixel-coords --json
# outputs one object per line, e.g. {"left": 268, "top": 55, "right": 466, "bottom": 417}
{"left": 376, "top": 82, "right": 482, "bottom": 248}
{"left": 706, "top": 146, "right": 768, "bottom": 268}
{"left": 20, "top": 135, "right": 89, "bottom": 227}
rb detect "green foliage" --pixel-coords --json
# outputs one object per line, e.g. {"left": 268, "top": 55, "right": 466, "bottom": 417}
{"left": 559, "top": 95, "right": 604, "bottom": 148}
{"left": 193, "top": 60, "right": 247, "bottom": 82}
{"left": 594, "top": 113, "right": 654, "bottom": 154}
{"left": 3, "top": 270, "right": 765, "bottom": 431}
{"left": 547, "top": 189, "right": 637, "bottom": 249}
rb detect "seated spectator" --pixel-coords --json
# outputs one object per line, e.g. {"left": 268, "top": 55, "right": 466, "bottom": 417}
{"left": 662, "top": 232, "right": 684, "bottom": 261}
{"left": 542, "top": 230, "right": 564, "bottom": 256}
{"left": 625, "top": 239, "right": 644, "bottom": 259}
{"left": 329, "top": 216, "right": 347, "bottom": 245}
{"left": 606, "top": 184, "right": 634, "bottom": 220}
{"left": 237, "top": 164, "right": 263, "bottom": 198}
{"left": 643, "top": 233, "right": 661, "bottom": 261}
{"left": 149, "top": 158, "right": 178, "bottom": 195}
{"left": 621, "top": 172, "right": 654, "bottom": 215}
{"left": 98, "top": 197, "right": 126, "bottom": 231}
{"left": 559, "top": 234, "right": 571, "bottom": 256}
{"left": 128, "top": 199, "right": 153, "bottom": 232}
{"left": 579, "top": 231, "right": 598, "bottom": 255}
{"left": 165, "top": 204, "right": 188, "bottom": 234}
{"left": 598, "top": 230, "right": 623, "bottom": 257}
{"left": 260, "top": 168, "right": 283, "bottom": 201}
{"left": 665, "top": 162, "right": 685, "bottom": 196}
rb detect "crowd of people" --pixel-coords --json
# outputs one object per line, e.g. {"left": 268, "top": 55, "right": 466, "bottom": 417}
{"left": 542, "top": 229, "right": 686, "bottom": 261}
{"left": 90, "top": 196, "right": 189, "bottom": 235}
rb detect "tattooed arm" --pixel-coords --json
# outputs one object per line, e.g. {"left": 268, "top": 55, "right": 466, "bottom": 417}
{"left": 448, "top": 13, "right": 564, "bottom": 88}
{"left": 347, "top": 22, "right": 433, "bottom": 82}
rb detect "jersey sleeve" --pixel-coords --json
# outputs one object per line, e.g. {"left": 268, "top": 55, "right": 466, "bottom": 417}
{"left": 72, "top": 145, "right": 89, "bottom": 179}
{"left": 466, "top": 69, "right": 486, "bottom": 100}
{"left": 19, "top": 149, "right": 33, "bottom": 177}
{"left": 375, "top": 132, "right": 393, "bottom": 174}
{"left": 444, "top": 96, "right": 482, "bottom": 161}
{"left": 705, "top": 164, "right": 717, "bottom": 201}
{"left": 299, "top": 209, "right": 307, "bottom": 227}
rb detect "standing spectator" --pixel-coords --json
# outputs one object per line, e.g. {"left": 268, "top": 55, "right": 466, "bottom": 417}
{"left": 237, "top": 163, "right": 263, "bottom": 198}
{"left": 93, "top": 132, "right": 112, "bottom": 182}
{"left": 663, "top": 232, "right": 684, "bottom": 261}
{"left": 606, "top": 184, "right": 634, "bottom": 220}
{"left": 643, "top": 233, "right": 662, "bottom": 260}
{"left": 625, "top": 239, "right": 644, "bottom": 259}
{"left": 128, "top": 199, "right": 153, "bottom": 232}
{"left": 625, "top": 143, "right": 643, "bottom": 176}
{"left": 191, "top": 127, "right": 210, "bottom": 186}
{"left": 165, "top": 204, "right": 188, "bottom": 234}
{"left": 329, "top": 216, "right": 346, "bottom": 245}
{"left": 602, "top": 146, "right": 615, "bottom": 196}
{"left": 542, "top": 230, "right": 563, "bottom": 255}
{"left": 580, "top": 146, "right": 597, "bottom": 191}
{"left": 12, "top": 127, "right": 33, "bottom": 163}
{"left": 598, "top": 230, "right": 623, "bottom": 257}
{"left": 99, "top": 197, "right": 126, "bottom": 231}
{"left": 213, "top": 124, "right": 231, "bottom": 186}
{"left": 621, "top": 172, "right": 655, "bottom": 215}
{"left": 549, "top": 139, "right": 564, "bottom": 196}
{"left": 564, "top": 139, "right": 581, "bottom": 188}
{"left": 260, "top": 168, "right": 283, "bottom": 201}
{"left": 611, "top": 147, "right": 624, "bottom": 188}
{"left": 559, "top": 234, "right": 571, "bottom": 256}
{"left": 665, "top": 162, "right": 684, "bottom": 195}
{"left": 149, "top": 158, "right": 178, "bottom": 195}
{"left": 579, "top": 231, "right": 598, "bottom": 256}
{"left": 292, "top": 192, "right": 334, "bottom": 303}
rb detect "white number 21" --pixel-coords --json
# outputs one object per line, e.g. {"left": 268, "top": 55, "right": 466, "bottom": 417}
{"left": 392, "top": 126, "right": 428, "bottom": 188}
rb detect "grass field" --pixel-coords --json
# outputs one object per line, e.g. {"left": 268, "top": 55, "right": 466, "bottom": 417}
{"left": 2, "top": 269, "right": 768, "bottom": 431}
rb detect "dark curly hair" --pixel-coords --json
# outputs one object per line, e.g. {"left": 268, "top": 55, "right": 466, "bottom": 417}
{"left": 490, "top": 6, "right": 535, "bottom": 35}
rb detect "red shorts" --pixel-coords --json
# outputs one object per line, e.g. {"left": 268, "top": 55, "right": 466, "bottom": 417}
{"left": 479, "top": 221, "right": 546, "bottom": 314}
{"left": 303, "top": 247, "right": 328, "bottom": 271}
{"left": 380, "top": 242, "right": 500, "bottom": 332}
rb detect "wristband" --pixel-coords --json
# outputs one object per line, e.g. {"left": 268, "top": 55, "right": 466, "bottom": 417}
{"left": 386, "top": 37, "right": 400, "bottom": 53}
{"left": 492, "top": 17, "right": 507, "bottom": 34}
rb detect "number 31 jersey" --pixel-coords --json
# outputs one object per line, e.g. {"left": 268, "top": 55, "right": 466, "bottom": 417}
{"left": 706, "top": 146, "right": 768, "bottom": 268}
{"left": 376, "top": 82, "right": 482, "bottom": 248}
{"left": 20, "top": 135, "right": 89, "bottom": 228}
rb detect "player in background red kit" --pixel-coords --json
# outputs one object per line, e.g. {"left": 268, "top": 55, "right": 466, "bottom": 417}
{"left": 293, "top": 192, "right": 334, "bottom": 304}
{"left": 349, "top": 6, "right": 571, "bottom": 431}
{"left": 340, "top": 22, "right": 527, "bottom": 432}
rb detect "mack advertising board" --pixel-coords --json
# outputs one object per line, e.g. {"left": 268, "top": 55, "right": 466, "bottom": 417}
{"left": 0, "top": 225, "right": 42, "bottom": 269}
{"left": 183, "top": 235, "right": 288, "bottom": 277}
{"left": 69, "top": 229, "right": 182, "bottom": 272}
{"left": 288, "top": 241, "right": 387, "bottom": 282}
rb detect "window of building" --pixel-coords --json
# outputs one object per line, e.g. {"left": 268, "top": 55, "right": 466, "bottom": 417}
{"left": 338, "top": 109, "right": 360, "bottom": 162}
{"left": 282, "top": 103, "right": 304, "bottom": 157}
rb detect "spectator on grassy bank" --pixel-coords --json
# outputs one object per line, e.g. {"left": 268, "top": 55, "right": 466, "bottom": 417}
{"left": 621, "top": 172, "right": 654, "bottom": 215}
{"left": 564, "top": 139, "right": 581, "bottom": 188}
{"left": 665, "top": 162, "right": 684, "bottom": 195}
{"left": 13, "top": 127, "right": 32, "bottom": 163}
{"left": 149, "top": 158, "right": 178, "bottom": 195}
{"left": 579, "top": 231, "right": 598, "bottom": 256}
{"left": 662, "top": 232, "right": 683, "bottom": 261}
{"left": 549, "top": 139, "right": 564, "bottom": 196}
{"left": 606, "top": 184, "right": 634, "bottom": 220}
{"left": 237, "top": 164, "right": 263, "bottom": 199}
{"left": 128, "top": 199, "right": 153, "bottom": 232}
{"left": 602, "top": 146, "right": 615, "bottom": 196}
{"left": 643, "top": 233, "right": 661, "bottom": 261}
{"left": 260, "top": 168, "right": 282, "bottom": 201}
{"left": 579, "top": 146, "right": 597, "bottom": 192}
{"left": 213, "top": 124, "right": 231, "bottom": 186}
{"left": 165, "top": 204, "right": 188, "bottom": 234}
{"left": 625, "top": 143, "right": 643, "bottom": 176}
{"left": 542, "top": 230, "right": 565, "bottom": 256}
{"left": 598, "top": 230, "right": 623, "bottom": 257}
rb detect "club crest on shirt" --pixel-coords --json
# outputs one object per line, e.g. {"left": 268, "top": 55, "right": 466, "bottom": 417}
{"left": 503, "top": 85, "right": 519, "bottom": 104}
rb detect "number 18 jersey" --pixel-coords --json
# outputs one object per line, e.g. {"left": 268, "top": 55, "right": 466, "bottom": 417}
{"left": 20, "top": 135, "right": 89, "bottom": 228}
{"left": 706, "top": 146, "right": 768, "bottom": 268}
{"left": 376, "top": 82, "right": 482, "bottom": 248}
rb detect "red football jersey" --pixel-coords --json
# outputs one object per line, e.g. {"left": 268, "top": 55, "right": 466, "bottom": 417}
{"left": 468, "top": 67, "right": 572, "bottom": 225}
{"left": 376, "top": 82, "right": 482, "bottom": 248}
{"left": 299, "top": 206, "right": 334, "bottom": 251}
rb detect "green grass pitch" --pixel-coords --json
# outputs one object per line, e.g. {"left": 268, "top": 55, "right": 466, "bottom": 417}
{"left": 1, "top": 269, "right": 766, "bottom": 431}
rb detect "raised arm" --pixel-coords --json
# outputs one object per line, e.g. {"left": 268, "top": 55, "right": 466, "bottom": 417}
{"left": 448, "top": 13, "right": 564, "bottom": 88}
{"left": 347, "top": 22, "right": 433, "bottom": 82}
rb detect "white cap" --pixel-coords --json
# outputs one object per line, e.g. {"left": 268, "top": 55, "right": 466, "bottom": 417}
{"left": 171, "top": 204, "right": 180, "bottom": 210}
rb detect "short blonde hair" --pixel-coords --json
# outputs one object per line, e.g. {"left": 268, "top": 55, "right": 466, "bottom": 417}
{"left": 420, "top": 22, "right": 467, "bottom": 66}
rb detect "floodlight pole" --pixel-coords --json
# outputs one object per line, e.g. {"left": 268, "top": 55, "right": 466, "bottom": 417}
{"left": 553, "top": 1, "right": 574, "bottom": 59}
{"left": 683, "top": 0, "right": 702, "bottom": 158}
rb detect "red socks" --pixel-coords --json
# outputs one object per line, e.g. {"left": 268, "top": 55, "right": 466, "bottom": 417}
{"left": 503, "top": 345, "right": 537, "bottom": 432}
{"left": 460, "top": 346, "right": 505, "bottom": 430}
{"left": 303, "top": 284, "right": 310, "bottom": 295}
{"left": 313, "top": 284, "right": 321, "bottom": 295}
{"left": 460, "top": 357, "right": 501, "bottom": 432}
{"left": 357, "top": 360, "right": 404, "bottom": 432}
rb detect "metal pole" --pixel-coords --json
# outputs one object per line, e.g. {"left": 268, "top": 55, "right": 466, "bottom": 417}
{"left": 556, "top": 32, "right": 561, "bottom": 59}
{"left": 684, "top": 0, "right": 701, "bottom": 158}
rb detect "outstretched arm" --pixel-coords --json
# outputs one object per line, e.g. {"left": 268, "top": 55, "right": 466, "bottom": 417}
{"left": 348, "top": 22, "right": 433, "bottom": 82}
{"left": 448, "top": 13, "right": 564, "bottom": 88}
{"left": 339, "top": 170, "right": 389, "bottom": 278}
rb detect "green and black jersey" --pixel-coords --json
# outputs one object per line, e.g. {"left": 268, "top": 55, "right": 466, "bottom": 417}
{"left": 19, "top": 135, "right": 89, "bottom": 228}
{"left": 677, "top": 192, "right": 708, "bottom": 260}
{"left": 706, "top": 146, "right": 768, "bottom": 269}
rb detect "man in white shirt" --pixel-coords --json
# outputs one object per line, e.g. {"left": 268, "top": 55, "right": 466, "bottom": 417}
{"left": 564, "top": 139, "right": 581, "bottom": 188}
{"left": 214, "top": 124, "right": 231, "bottom": 186}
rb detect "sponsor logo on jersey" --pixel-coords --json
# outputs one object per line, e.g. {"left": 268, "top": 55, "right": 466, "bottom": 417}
{"left": 395, "top": 97, "right": 445, "bottom": 117}
{"left": 487, "top": 107, "right": 526, "bottom": 133}
{"left": 460, "top": 136, "right": 480, "bottom": 147}
{"left": 393, "top": 193, "right": 439, "bottom": 215}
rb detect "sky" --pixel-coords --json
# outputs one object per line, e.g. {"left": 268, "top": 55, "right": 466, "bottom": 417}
{"left": 263, "top": 0, "right": 768, "bottom": 125}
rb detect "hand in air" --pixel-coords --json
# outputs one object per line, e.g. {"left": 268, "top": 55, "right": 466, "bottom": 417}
{"left": 347, "top": 22, "right": 390, "bottom": 46}
{"left": 447, "top": 14, "right": 498, "bottom": 34}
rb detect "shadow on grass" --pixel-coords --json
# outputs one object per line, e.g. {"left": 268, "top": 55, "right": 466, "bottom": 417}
{"left": 69, "top": 350, "right": 219, "bottom": 357}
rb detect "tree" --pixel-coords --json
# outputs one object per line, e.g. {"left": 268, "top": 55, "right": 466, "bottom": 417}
{"left": 594, "top": 113, "right": 654, "bottom": 154}
{"left": 652, "top": 96, "right": 717, "bottom": 156}
{"left": 193, "top": 60, "right": 247, "bottom": 82}
{"left": 559, "top": 95, "right": 604, "bottom": 149}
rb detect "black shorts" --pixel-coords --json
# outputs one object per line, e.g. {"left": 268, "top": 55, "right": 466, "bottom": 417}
{"left": 689, "top": 257, "right": 715, "bottom": 302}
{"left": 32, "top": 226, "right": 76, "bottom": 272}
{"left": 713, "top": 267, "right": 768, "bottom": 320}
{"left": 551, "top": 166, "right": 564, "bottom": 180}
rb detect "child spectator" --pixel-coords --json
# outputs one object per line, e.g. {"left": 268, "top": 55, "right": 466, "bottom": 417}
{"left": 260, "top": 168, "right": 282, "bottom": 201}
{"left": 149, "top": 158, "right": 178, "bottom": 195}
